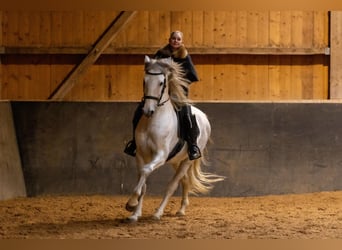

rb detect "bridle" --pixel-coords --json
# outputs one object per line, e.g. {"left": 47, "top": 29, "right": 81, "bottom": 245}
{"left": 143, "top": 70, "right": 169, "bottom": 106}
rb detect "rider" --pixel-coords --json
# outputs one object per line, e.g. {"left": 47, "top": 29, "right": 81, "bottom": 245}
{"left": 124, "top": 30, "right": 201, "bottom": 160}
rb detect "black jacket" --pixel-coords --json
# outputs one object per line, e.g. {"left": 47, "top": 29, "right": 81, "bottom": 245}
{"left": 154, "top": 44, "right": 199, "bottom": 83}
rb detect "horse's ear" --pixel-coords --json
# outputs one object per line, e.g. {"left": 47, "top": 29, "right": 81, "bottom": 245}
{"left": 144, "top": 55, "right": 151, "bottom": 63}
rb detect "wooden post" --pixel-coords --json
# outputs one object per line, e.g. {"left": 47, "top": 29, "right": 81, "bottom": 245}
{"left": 330, "top": 11, "right": 342, "bottom": 99}
{"left": 48, "top": 11, "right": 137, "bottom": 100}
{"left": 0, "top": 11, "right": 2, "bottom": 99}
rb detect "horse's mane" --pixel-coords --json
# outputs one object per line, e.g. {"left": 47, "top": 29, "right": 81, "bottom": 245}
{"left": 146, "top": 58, "right": 191, "bottom": 110}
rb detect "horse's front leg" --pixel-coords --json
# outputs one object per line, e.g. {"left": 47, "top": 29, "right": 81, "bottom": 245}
{"left": 126, "top": 153, "right": 165, "bottom": 222}
{"left": 153, "top": 160, "right": 192, "bottom": 220}
{"left": 126, "top": 181, "right": 146, "bottom": 222}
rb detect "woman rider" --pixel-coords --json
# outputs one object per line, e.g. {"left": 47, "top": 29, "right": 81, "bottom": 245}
{"left": 124, "top": 30, "right": 201, "bottom": 160}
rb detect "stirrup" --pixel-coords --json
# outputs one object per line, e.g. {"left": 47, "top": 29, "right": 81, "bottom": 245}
{"left": 188, "top": 145, "right": 201, "bottom": 160}
{"left": 124, "top": 140, "right": 136, "bottom": 156}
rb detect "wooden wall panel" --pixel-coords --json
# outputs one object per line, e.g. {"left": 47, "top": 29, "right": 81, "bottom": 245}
{"left": 189, "top": 55, "right": 328, "bottom": 101}
{"left": 1, "top": 11, "right": 121, "bottom": 47}
{"left": 330, "top": 11, "right": 342, "bottom": 99}
{"left": 0, "top": 11, "right": 330, "bottom": 101}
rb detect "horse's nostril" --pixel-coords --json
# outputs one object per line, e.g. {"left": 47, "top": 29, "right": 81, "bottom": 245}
{"left": 143, "top": 109, "right": 155, "bottom": 117}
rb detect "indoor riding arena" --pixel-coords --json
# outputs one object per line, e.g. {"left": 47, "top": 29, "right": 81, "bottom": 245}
{"left": 0, "top": 10, "right": 342, "bottom": 239}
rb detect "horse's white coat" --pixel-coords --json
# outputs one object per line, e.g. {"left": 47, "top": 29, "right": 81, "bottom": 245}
{"left": 126, "top": 56, "right": 224, "bottom": 222}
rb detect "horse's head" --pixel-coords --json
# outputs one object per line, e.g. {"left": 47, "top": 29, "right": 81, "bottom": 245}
{"left": 142, "top": 55, "right": 172, "bottom": 117}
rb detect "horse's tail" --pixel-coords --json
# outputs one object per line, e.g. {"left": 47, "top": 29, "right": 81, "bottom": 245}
{"left": 187, "top": 153, "right": 225, "bottom": 195}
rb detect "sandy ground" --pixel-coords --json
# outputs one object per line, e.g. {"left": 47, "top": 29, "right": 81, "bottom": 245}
{"left": 0, "top": 191, "right": 341, "bottom": 239}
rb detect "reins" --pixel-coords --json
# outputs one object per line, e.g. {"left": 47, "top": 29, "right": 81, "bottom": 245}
{"left": 143, "top": 70, "right": 169, "bottom": 106}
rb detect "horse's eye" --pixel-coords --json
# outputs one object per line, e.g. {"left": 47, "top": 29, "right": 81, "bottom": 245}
{"left": 160, "top": 81, "right": 163, "bottom": 86}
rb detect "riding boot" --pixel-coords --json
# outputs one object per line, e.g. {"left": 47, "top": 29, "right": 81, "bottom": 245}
{"left": 183, "top": 105, "right": 202, "bottom": 160}
{"left": 124, "top": 102, "right": 144, "bottom": 156}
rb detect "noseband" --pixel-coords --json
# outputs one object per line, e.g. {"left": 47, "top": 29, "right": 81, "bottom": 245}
{"left": 143, "top": 70, "right": 169, "bottom": 106}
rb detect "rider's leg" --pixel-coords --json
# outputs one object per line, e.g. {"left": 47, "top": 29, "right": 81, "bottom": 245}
{"left": 182, "top": 104, "right": 201, "bottom": 160}
{"left": 124, "top": 102, "right": 143, "bottom": 156}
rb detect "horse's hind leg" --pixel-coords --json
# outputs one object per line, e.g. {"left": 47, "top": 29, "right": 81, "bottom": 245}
{"left": 153, "top": 161, "right": 191, "bottom": 220}
{"left": 176, "top": 173, "right": 190, "bottom": 216}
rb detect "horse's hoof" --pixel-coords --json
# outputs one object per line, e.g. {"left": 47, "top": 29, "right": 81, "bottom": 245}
{"left": 152, "top": 214, "right": 161, "bottom": 220}
{"left": 176, "top": 211, "right": 185, "bottom": 217}
{"left": 124, "top": 216, "right": 138, "bottom": 223}
{"left": 125, "top": 202, "right": 137, "bottom": 212}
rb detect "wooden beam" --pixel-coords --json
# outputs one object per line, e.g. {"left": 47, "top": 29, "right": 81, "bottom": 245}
{"left": 48, "top": 11, "right": 137, "bottom": 100}
{"left": 106, "top": 46, "right": 330, "bottom": 55}
{"left": 330, "top": 11, "right": 342, "bottom": 99}
{"left": 0, "top": 11, "right": 2, "bottom": 99}
{"left": 0, "top": 45, "right": 330, "bottom": 55}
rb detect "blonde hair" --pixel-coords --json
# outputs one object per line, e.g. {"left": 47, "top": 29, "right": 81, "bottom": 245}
{"left": 169, "top": 31, "right": 183, "bottom": 39}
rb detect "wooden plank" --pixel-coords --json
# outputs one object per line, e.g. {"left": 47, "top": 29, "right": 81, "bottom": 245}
{"left": 268, "top": 56, "right": 281, "bottom": 99}
{"left": 256, "top": 56, "right": 269, "bottom": 99}
{"left": 6, "top": 11, "right": 19, "bottom": 46}
{"left": 323, "top": 55, "right": 329, "bottom": 99}
{"left": 1, "top": 11, "right": 8, "bottom": 46}
{"left": 192, "top": 11, "right": 203, "bottom": 46}
{"left": 301, "top": 56, "right": 313, "bottom": 99}
{"left": 221, "top": 56, "right": 236, "bottom": 100}
{"left": 189, "top": 56, "right": 210, "bottom": 100}
{"left": 72, "top": 11, "right": 84, "bottom": 45}
{"left": 127, "top": 11, "right": 148, "bottom": 46}
{"left": 330, "top": 11, "right": 342, "bottom": 99}
{"left": 247, "top": 11, "right": 258, "bottom": 47}
{"left": 29, "top": 11, "right": 40, "bottom": 45}
{"left": 203, "top": 11, "right": 214, "bottom": 47}
{"left": 104, "top": 63, "right": 113, "bottom": 99}
{"left": 0, "top": 45, "right": 329, "bottom": 55}
{"left": 180, "top": 11, "right": 193, "bottom": 45}
{"left": 4, "top": 57, "right": 21, "bottom": 99}
{"left": 280, "top": 11, "right": 292, "bottom": 47}
{"left": 148, "top": 11, "right": 160, "bottom": 46}
{"left": 62, "top": 11, "right": 74, "bottom": 46}
{"left": 248, "top": 55, "right": 258, "bottom": 99}
{"left": 158, "top": 11, "right": 171, "bottom": 46}
{"left": 83, "top": 11, "right": 99, "bottom": 46}
{"left": 170, "top": 11, "right": 182, "bottom": 33}
{"left": 48, "top": 11, "right": 137, "bottom": 100}
{"left": 290, "top": 56, "right": 302, "bottom": 99}
{"left": 280, "top": 56, "right": 292, "bottom": 99}
{"left": 213, "top": 11, "right": 227, "bottom": 47}
{"left": 237, "top": 11, "right": 247, "bottom": 47}
{"left": 269, "top": 11, "right": 281, "bottom": 47}
{"left": 213, "top": 55, "right": 224, "bottom": 100}
{"left": 291, "top": 11, "right": 304, "bottom": 48}
{"left": 18, "top": 11, "right": 30, "bottom": 46}
{"left": 0, "top": 11, "right": 2, "bottom": 46}
{"left": 312, "top": 55, "right": 328, "bottom": 99}
{"left": 51, "top": 11, "right": 63, "bottom": 46}
{"left": 302, "top": 11, "right": 314, "bottom": 48}
{"left": 39, "top": 11, "right": 51, "bottom": 46}
{"left": 236, "top": 55, "right": 249, "bottom": 99}
{"left": 225, "top": 11, "right": 237, "bottom": 47}
{"left": 257, "top": 11, "right": 269, "bottom": 47}
{"left": 313, "top": 11, "right": 324, "bottom": 48}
